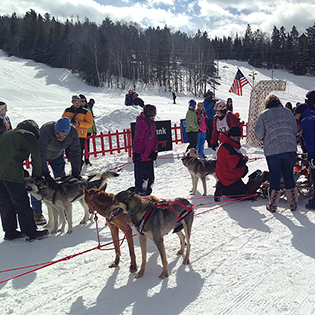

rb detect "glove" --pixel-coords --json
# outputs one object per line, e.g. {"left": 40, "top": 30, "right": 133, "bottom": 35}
{"left": 133, "top": 153, "right": 141, "bottom": 164}
{"left": 149, "top": 152, "right": 158, "bottom": 161}
{"left": 44, "top": 173, "right": 57, "bottom": 189}
{"left": 210, "top": 143, "right": 217, "bottom": 151}
{"left": 242, "top": 165, "right": 249, "bottom": 178}
{"left": 23, "top": 169, "right": 30, "bottom": 178}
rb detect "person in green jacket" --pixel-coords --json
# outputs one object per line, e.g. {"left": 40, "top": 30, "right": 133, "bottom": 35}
{"left": 0, "top": 120, "right": 48, "bottom": 241}
{"left": 185, "top": 99, "right": 199, "bottom": 152}
{"left": 82, "top": 97, "right": 97, "bottom": 166}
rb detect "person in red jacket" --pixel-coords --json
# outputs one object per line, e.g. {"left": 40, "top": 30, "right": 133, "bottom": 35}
{"left": 210, "top": 100, "right": 241, "bottom": 151}
{"left": 214, "top": 125, "right": 249, "bottom": 201}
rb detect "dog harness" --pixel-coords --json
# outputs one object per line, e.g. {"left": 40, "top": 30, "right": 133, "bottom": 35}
{"left": 137, "top": 199, "right": 195, "bottom": 234}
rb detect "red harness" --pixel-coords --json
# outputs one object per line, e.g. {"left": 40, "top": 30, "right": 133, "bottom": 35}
{"left": 137, "top": 199, "right": 195, "bottom": 234}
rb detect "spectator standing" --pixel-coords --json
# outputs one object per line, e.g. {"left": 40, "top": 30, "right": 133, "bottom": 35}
{"left": 214, "top": 126, "right": 249, "bottom": 201}
{"left": 226, "top": 97, "right": 233, "bottom": 112}
{"left": 285, "top": 102, "right": 293, "bottom": 112}
{"left": 185, "top": 99, "right": 199, "bottom": 152}
{"left": 0, "top": 120, "right": 48, "bottom": 241}
{"left": 31, "top": 118, "right": 82, "bottom": 223}
{"left": 133, "top": 104, "right": 158, "bottom": 196}
{"left": 172, "top": 92, "right": 176, "bottom": 104}
{"left": 254, "top": 95, "right": 298, "bottom": 212}
{"left": 203, "top": 91, "right": 216, "bottom": 147}
{"left": 62, "top": 95, "right": 93, "bottom": 166}
{"left": 0, "top": 101, "right": 12, "bottom": 135}
{"left": 210, "top": 100, "right": 241, "bottom": 151}
{"left": 196, "top": 102, "right": 207, "bottom": 158}
{"left": 83, "top": 98, "right": 97, "bottom": 166}
{"left": 294, "top": 93, "right": 315, "bottom": 209}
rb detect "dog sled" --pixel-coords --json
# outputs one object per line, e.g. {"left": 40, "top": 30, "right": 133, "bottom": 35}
{"left": 254, "top": 153, "right": 313, "bottom": 199}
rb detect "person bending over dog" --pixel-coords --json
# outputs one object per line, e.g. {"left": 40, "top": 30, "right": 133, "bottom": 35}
{"left": 133, "top": 104, "right": 158, "bottom": 196}
{"left": 31, "top": 117, "right": 82, "bottom": 224}
{"left": 214, "top": 125, "right": 250, "bottom": 201}
{"left": 0, "top": 120, "right": 49, "bottom": 241}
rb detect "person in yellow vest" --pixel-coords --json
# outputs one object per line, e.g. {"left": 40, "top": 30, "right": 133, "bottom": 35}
{"left": 62, "top": 95, "right": 93, "bottom": 166}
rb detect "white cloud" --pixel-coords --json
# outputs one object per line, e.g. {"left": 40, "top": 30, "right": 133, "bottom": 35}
{"left": 1, "top": 0, "right": 315, "bottom": 38}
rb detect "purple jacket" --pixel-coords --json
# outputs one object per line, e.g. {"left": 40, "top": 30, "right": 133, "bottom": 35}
{"left": 133, "top": 112, "right": 158, "bottom": 159}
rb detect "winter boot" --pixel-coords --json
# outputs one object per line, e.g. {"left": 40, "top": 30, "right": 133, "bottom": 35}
{"left": 285, "top": 188, "right": 298, "bottom": 211}
{"left": 214, "top": 181, "right": 223, "bottom": 202}
{"left": 25, "top": 229, "right": 49, "bottom": 242}
{"left": 266, "top": 189, "right": 280, "bottom": 213}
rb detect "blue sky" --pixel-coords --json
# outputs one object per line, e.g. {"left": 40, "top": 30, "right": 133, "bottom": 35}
{"left": 1, "top": 0, "right": 315, "bottom": 38}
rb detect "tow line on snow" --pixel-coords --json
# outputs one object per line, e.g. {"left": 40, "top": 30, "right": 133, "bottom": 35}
{"left": 0, "top": 188, "right": 257, "bottom": 284}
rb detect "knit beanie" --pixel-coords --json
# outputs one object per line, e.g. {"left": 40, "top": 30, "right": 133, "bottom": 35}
{"left": 0, "top": 101, "right": 7, "bottom": 111}
{"left": 189, "top": 99, "right": 196, "bottom": 107}
{"left": 54, "top": 117, "right": 71, "bottom": 133}
{"left": 306, "top": 90, "right": 315, "bottom": 103}
{"left": 16, "top": 120, "right": 40, "bottom": 140}
{"left": 227, "top": 125, "right": 242, "bottom": 137}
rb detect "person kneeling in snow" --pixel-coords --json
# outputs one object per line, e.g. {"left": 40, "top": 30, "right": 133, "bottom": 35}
{"left": 214, "top": 125, "right": 250, "bottom": 201}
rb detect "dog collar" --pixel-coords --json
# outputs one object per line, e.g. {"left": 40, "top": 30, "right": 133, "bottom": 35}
{"left": 128, "top": 199, "right": 142, "bottom": 216}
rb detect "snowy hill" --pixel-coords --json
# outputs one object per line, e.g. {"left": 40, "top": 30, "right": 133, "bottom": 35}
{"left": 1, "top": 50, "right": 315, "bottom": 315}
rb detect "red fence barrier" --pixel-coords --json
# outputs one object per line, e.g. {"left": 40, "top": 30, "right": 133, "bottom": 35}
{"left": 23, "top": 122, "right": 248, "bottom": 168}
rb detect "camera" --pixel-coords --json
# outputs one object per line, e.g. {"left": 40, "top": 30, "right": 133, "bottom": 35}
{"left": 71, "top": 116, "right": 77, "bottom": 125}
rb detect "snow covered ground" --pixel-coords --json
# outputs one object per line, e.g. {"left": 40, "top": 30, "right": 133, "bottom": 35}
{"left": 1, "top": 50, "right": 315, "bottom": 314}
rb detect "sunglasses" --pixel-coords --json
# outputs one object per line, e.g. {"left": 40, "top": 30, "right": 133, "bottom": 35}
{"left": 73, "top": 100, "right": 81, "bottom": 104}
{"left": 81, "top": 100, "right": 87, "bottom": 102}
{"left": 56, "top": 131, "right": 68, "bottom": 137}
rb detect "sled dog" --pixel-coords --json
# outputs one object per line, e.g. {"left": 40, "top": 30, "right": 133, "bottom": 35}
{"left": 104, "top": 187, "right": 194, "bottom": 279}
{"left": 24, "top": 171, "right": 119, "bottom": 234}
{"left": 182, "top": 148, "right": 217, "bottom": 196}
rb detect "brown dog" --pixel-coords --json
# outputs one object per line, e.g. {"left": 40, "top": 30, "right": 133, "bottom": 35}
{"left": 84, "top": 184, "right": 138, "bottom": 273}
{"left": 104, "top": 187, "right": 194, "bottom": 279}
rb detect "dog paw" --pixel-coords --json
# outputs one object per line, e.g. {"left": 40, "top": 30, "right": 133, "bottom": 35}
{"left": 108, "top": 261, "right": 119, "bottom": 268}
{"left": 183, "top": 257, "right": 190, "bottom": 265}
{"left": 79, "top": 220, "right": 87, "bottom": 225}
{"left": 176, "top": 249, "right": 184, "bottom": 255}
{"left": 130, "top": 264, "right": 138, "bottom": 273}
{"left": 159, "top": 271, "right": 169, "bottom": 279}
{"left": 51, "top": 229, "right": 58, "bottom": 234}
{"left": 67, "top": 230, "right": 73, "bottom": 234}
{"left": 134, "top": 270, "right": 145, "bottom": 278}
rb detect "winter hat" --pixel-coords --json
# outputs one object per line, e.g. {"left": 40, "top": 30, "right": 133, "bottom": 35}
{"left": 16, "top": 120, "right": 40, "bottom": 140}
{"left": 0, "top": 101, "right": 7, "bottom": 111}
{"left": 72, "top": 95, "right": 81, "bottom": 101}
{"left": 189, "top": 99, "right": 196, "bottom": 107}
{"left": 294, "top": 103, "right": 308, "bottom": 115}
{"left": 214, "top": 100, "right": 226, "bottom": 111}
{"left": 143, "top": 104, "right": 156, "bottom": 117}
{"left": 306, "top": 90, "right": 315, "bottom": 102}
{"left": 227, "top": 125, "right": 242, "bottom": 137}
{"left": 54, "top": 117, "right": 71, "bottom": 134}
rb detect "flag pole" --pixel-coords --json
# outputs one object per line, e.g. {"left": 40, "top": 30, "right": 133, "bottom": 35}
{"left": 237, "top": 67, "right": 253, "bottom": 88}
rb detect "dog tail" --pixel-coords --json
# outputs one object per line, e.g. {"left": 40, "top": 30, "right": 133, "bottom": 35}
{"left": 173, "top": 224, "right": 183, "bottom": 233}
{"left": 101, "top": 171, "right": 119, "bottom": 181}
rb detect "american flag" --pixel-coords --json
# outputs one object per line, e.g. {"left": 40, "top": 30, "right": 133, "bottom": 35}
{"left": 229, "top": 69, "right": 249, "bottom": 96}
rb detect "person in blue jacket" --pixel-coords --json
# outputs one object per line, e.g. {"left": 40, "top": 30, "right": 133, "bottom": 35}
{"left": 294, "top": 90, "right": 315, "bottom": 209}
{"left": 203, "top": 90, "right": 216, "bottom": 147}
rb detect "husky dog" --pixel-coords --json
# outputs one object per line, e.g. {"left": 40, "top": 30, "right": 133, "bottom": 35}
{"left": 24, "top": 171, "right": 119, "bottom": 234}
{"left": 182, "top": 148, "right": 217, "bottom": 196}
{"left": 104, "top": 187, "right": 194, "bottom": 279}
